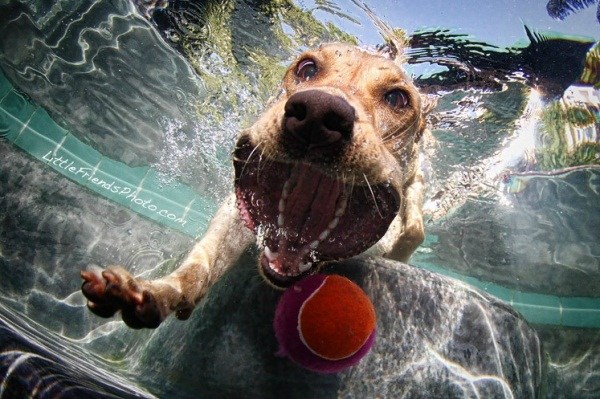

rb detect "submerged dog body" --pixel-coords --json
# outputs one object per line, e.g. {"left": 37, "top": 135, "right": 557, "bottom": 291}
{"left": 81, "top": 43, "right": 431, "bottom": 328}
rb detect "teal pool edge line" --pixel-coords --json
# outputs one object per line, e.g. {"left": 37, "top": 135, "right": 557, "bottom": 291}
{"left": 412, "top": 258, "right": 600, "bottom": 329}
{"left": 1, "top": 71, "right": 599, "bottom": 328}
{"left": 0, "top": 71, "right": 216, "bottom": 238}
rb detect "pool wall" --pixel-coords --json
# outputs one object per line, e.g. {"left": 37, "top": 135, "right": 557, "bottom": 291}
{"left": 1, "top": 70, "right": 599, "bottom": 328}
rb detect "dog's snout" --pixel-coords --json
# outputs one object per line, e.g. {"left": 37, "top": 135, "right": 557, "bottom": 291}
{"left": 284, "top": 90, "right": 355, "bottom": 155}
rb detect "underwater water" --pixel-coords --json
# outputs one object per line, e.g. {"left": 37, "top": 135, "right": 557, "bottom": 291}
{"left": 0, "top": 0, "right": 599, "bottom": 397}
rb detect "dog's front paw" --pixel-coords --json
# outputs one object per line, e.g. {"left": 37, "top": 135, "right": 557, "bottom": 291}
{"left": 80, "top": 266, "right": 164, "bottom": 329}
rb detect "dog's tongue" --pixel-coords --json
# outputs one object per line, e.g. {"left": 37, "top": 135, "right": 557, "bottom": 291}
{"left": 285, "top": 164, "right": 342, "bottom": 245}
{"left": 265, "top": 164, "right": 343, "bottom": 274}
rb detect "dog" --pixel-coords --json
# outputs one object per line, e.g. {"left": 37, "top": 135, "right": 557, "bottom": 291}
{"left": 81, "top": 42, "right": 433, "bottom": 329}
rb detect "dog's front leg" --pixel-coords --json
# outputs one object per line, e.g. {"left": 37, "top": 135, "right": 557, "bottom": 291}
{"left": 387, "top": 168, "right": 425, "bottom": 263}
{"left": 81, "top": 193, "right": 254, "bottom": 328}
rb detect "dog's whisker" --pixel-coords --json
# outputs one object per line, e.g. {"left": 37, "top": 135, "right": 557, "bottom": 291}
{"left": 363, "top": 173, "right": 384, "bottom": 219}
{"left": 247, "top": 142, "right": 262, "bottom": 163}
{"left": 336, "top": 171, "right": 352, "bottom": 208}
{"left": 384, "top": 138, "right": 412, "bottom": 155}
{"left": 382, "top": 133, "right": 417, "bottom": 155}
{"left": 256, "top": 144, "right": 280, "bottom": 179}
{"left": 258, "top": 148, "right": 278, "bottom": 176}
{"left": 256, "top": 145, "right": 268, "bottom": 177}
{"left": 381, "top": 117, "right": 420, "bottom": 144}
{"left": 345, "top": 174, "right": 356, "bottom": 207}
{"left": 237, "top": 141, "right": 263, "bottom": 179}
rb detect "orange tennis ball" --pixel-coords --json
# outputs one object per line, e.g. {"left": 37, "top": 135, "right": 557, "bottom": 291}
{"left": 274, "top": 274, "right": 376, "bottom": 373}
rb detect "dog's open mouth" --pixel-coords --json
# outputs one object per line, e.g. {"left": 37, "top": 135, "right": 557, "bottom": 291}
{"left": 234, "top": 137, "right": 399, "bottom": 287}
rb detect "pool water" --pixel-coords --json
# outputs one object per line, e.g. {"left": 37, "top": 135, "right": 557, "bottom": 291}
{"left": 0, "top": 0, "right": 598, "bottom": 397}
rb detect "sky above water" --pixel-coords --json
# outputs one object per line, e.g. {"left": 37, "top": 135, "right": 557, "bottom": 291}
{"left": 301, "top": 0, "right": 599, "bottom": 47}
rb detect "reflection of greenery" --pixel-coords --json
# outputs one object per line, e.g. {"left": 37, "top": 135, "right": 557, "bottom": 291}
{"left": 565, "top": 106, "right": 596, "bottom": 126}
{"left": 272, "top": 2, "right": 357, "bottom": 47}
{"left": 245, "top": 48, "right": 288, "bottom": 97}
{"left": 175, "top": 0, "right": 358, "bottom": 124}
{"left": 580, "top": 42, "right": 599, "bottom": 88}
{"left": 537, "top": 102, "right": 600, "bottom": 169}
{"left": 480, "top": 83, "right": 529, "bottom": 124}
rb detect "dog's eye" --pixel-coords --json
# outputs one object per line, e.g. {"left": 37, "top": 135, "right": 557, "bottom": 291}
{"left": 384, "top": 89, "right": 409, "bottom": 109}
{"left": 296, "top": 59, "right": 318, "bottom": 81}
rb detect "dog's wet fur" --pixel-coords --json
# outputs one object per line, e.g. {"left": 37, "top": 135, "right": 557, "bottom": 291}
{"left": 81, "top": 43, "right": 433, "bottom": 328}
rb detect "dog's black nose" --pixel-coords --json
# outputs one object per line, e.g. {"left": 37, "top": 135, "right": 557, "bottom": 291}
{"left": 283, "top": 90, "right": 355, "bottom": 155}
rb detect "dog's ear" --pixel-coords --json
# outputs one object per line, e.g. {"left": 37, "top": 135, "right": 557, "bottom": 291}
{"left": 375, "top": 41, "right": 402, "bottom": 65}
{"left": 417, "top": 94, "right": 438, "bottom": 141}
{"left": 356, "top": 2, "right": 409, "bottom": 66}
{"left": 375, "top": 29, "right": 409, "bottom": 66}
{"left": 421, "top": 94, "right": 437, "bottom": 116}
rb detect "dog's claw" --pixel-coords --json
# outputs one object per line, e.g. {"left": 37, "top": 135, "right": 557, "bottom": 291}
{"left": 80, "top": 267, "right": 164, "bottom": 329}
{"left": 175, "top": 306, "right": 193, "bottom": 321}
{"left": 86, "top": 300, "right": 120, "bottom": 318}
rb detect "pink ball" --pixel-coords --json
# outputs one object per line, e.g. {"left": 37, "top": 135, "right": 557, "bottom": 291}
{"left": 273, "top": 274, "right": 376, "bottom": 373}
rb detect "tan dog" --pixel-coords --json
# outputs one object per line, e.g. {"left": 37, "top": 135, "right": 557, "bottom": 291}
{"left": 81, "top": 43, "right": 432, "bottom": 329}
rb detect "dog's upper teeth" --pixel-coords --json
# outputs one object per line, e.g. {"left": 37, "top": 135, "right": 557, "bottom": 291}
{"left": 278, "top": 198, "right": 286, "bottom": 213}
{"left": 328, "top": 217, "right": 339, "bottom": 230}
{"left": 282, "top": 179, "right": 292, "bottom": 199}
{"left": 335, "top": 192, "right": 348, "bottom": 217}
{"left": 318, "top": 229, "right": 331, "bottom": 241}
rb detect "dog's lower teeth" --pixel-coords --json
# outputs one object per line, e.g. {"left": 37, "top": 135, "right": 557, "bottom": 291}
{"left": 299, "top": 262, "right": 312, "bottom": 272}
{"left": 269, "top": 261, "right": 281, "bottom": 272}
{"left": 264, "top": 246, "right": 278, "bottom": 261}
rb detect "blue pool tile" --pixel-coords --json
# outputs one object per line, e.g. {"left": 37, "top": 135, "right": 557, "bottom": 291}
{"left": 27, "top": 108, "right": 68, "bottom": 143}
{"left": 184, "top": 198, "right": 217, "bottom": 237}
{"left": 118, "top": 187, "right": 189, "bottom": 232}
{"left": 57, "top": 134, "right": 103, "bottom": 167}
{"left": 97, "top": 158, "right": 149, "bottom": 188}
{"left": 0, "top": 90, "right": 37, "bottom": 123}
{"left": 561, "top": 297, "right": 600, "bottom": 328}
{"left": 142, "top": 169, "right": 197, "bottom": 207}
{"left": 13, "top": 108, "right": 68, "bottom": 159}
{"left": 0, "top": 107, "right": 20, "bottom": 141}
{"left": 512, "top": 291, "right": 561, "bottom": 325}
{"left": 482, "top": 283, "right": 512, "bottom": 302}
{"left": 0, "top": 90, "right": 37, "bottom": 141}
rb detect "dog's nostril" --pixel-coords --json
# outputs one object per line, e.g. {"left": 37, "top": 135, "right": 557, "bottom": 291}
{"left": 323, "top": 110, "right": 352, "bottom": 133}
{"left": 285, "top": 101, "right": 307, "bottom": 121}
